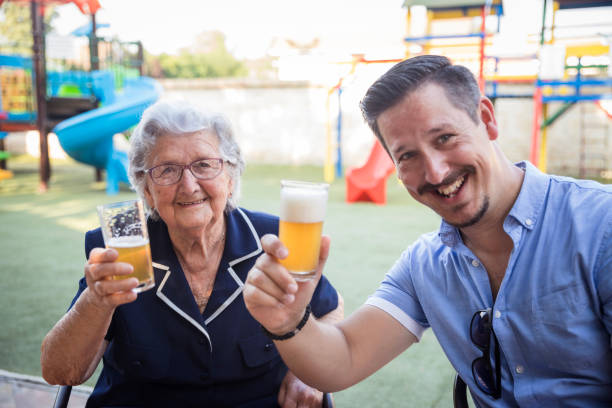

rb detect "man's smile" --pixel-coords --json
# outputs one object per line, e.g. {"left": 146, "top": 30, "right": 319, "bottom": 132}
{"left": 437, "top": 174, "right": 465, "bottom": 198}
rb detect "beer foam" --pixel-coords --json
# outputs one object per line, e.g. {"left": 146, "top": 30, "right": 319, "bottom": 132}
{"left": 107, "top": 236, "right": 149, "bottom": 248}
{"left": 280, "top": 186, "right": 328, "bottom": 223}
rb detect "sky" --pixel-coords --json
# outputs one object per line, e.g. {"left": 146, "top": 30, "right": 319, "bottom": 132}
{"left": 53, "top": 0, "right": 409, "bottom": 59}
{"left": 50, "top": 0, "right": 612, "bottom": 64}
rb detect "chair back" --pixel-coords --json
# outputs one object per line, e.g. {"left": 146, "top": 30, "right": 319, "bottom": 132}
{"left": 453, "top": 373, "right": 469, "bottom": 408}
{"left": 53, "top": 385, "right": 72, "bottom": 408}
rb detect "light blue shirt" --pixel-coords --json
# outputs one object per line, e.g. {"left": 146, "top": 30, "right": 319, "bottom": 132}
{"left": 367, "top": 162, "right": 612, "bottom": 407}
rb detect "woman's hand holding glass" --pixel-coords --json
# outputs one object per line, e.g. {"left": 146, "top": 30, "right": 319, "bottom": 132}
{"left": 84, "top": 248, "right": 140, "bottom": 309}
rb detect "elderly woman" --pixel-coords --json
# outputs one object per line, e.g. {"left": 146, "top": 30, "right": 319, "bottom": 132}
{"left": 41, "top": 100, "right": 343, "bottom": 407}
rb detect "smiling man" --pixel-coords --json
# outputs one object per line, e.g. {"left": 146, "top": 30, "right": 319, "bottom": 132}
{"left": 243, "top": 55, "right": 612, "bottom": 407}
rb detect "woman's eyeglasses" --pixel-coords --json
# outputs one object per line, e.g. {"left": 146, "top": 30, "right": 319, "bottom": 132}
{"left": 470, "top": 308, "right": 501, "bottom": 399}
{"left": 146, "top": 158, "right": 224, "bottom": 185}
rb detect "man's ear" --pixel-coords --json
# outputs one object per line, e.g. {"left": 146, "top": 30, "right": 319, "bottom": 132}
{"left": 479, "top": 97, "right": 498, "bottom": 141}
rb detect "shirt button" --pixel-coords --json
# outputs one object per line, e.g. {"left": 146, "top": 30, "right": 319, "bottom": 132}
{"left": 471, "top": 259, "right": 480, "bottom": 267}
{"left": 264, "top": 343, "right": 273, "bottom": 351}
{"left": 494, "top": 310, "right": 501, "bottom": 319}
{"left": 525, "top": 218, "right": 533, "bottom": 226}
{"left": 515, "top": 365, "right": 524, "bottom": 374}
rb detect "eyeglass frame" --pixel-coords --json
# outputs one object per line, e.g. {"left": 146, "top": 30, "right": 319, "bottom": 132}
{"left": 470, "top": 308, "right": 501, "bottom": 399}
{"left": 145, "top": 158, "right": 226, "bottom": 186}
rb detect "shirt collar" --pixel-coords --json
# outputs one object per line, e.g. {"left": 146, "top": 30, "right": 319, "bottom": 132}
{"left": 221, "top": 207, "right": 263, "bottom": 271}
{"left": 147, "top": 207, "right": 262, "bottom": 282}
{"left": 146, "top": 208, "right": 263, "bottom": 349}
{"left": 439, "top": 161, "right": 549, "bottom": 247}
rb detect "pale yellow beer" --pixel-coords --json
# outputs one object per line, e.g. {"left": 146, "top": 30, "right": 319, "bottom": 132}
{"left": 97, "top": 199, "right": 155, "bottom": 293}
{"left": 107, "top": 236, "right": 155, "bottom": 292}
{"left": 279, "top": 180, "right": 328, "bottom": 281}
{"left": 279, "top": 220, "right": 324, "bottom": 274}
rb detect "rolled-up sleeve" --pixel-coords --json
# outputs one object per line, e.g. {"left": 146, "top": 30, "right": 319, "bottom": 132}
{"left": 366, "top": 249, "right": 428, "bottom": 341}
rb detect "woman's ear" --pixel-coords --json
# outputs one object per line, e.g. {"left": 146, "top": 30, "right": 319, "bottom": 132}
{"left": 143, "top": 181, "right": 155, "bottom": 210}
{"left": 479, "top": 97, "right": 498, "bottom": 141}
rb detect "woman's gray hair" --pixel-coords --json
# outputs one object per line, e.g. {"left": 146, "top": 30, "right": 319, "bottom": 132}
{"left": 128, "top": 99, "right": 245, "bottom": 219}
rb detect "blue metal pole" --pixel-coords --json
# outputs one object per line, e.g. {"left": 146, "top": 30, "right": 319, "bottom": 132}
{"left": 336, "top": 87, "right": 342, "bottom": 178}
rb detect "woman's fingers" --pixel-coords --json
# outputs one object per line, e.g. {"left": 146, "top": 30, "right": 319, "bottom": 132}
{"left": 94, "top": 278, "right": 139, "bottom": 296}
{"left": 85, "top": 247, "right": 139, "bottom": 307}
{"left": 88, "top": 247, "right": 118, "bottom": 264}
{"left": 86, "top": 259, "right": 133, "bottom": 282}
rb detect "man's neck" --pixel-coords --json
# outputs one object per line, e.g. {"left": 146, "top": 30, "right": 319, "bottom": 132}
{"left": 460, "top": 160, "right": 525, "bottom": 255}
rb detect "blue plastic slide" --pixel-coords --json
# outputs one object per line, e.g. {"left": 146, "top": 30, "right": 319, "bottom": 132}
{"left": 53, "top": 75, "right": 162, "bottom": 194}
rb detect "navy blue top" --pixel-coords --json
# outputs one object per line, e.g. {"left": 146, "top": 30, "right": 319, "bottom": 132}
{"left": 71, "top": 208, "right": 339, "bottom": 408}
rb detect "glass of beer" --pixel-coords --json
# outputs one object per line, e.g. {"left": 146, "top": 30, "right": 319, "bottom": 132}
{"left": 278, "top": 180, "right": 329, "bottom": 281}
{"left": 97, "top": 199, "right": 155, "bottom": 293}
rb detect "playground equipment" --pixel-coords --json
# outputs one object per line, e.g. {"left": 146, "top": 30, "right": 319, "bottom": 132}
{"left": 403, "top": 0, "right": 504, "bottom": 93}
{"left": 404, "top": 0, "right": 611, "bottom": 177}
{"left": 530, "top": 0, "right": 611, "bottom": 177}
{"left": 324, "top": 55, "right": 403, "bottom": 185}
{"left": 0, "top": 0, "right": 161, "bottom": 193}
{"left": 340, "top": 0, "right": 610, "bottom": 204}
{"left": 345, "top": 139, "right": 395, "bottom": 205}
{"left": 53, "top": 73, "right": 161, "bottom": 194}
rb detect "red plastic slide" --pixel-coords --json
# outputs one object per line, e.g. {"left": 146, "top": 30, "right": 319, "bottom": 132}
{"left": 346, "top": 139, "right": 396, "bottom": 205}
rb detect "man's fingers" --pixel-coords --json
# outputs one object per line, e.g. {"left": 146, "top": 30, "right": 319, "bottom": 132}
{"left": 244, "top": 277, "right": 287, "bottom": 309}
{"left": 248, "top": 267, "right": 296, "bottom": 305}
{"left": 254, "top": 253, "right": 298, "bottom": 295}
{"left": 319, "top": 235, "right": 331, "bottom": 265}
{"left": 261, "top": 234, "right": 289, "bottom": 259}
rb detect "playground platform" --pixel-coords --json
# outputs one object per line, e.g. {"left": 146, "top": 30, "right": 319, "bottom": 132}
{"left": 0, "top": 369, "right": 91, "bottom": 408}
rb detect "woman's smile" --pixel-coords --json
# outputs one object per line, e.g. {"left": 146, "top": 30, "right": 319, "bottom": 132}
{"left": 177, "top": 197, "right": 208, "bottom": 207}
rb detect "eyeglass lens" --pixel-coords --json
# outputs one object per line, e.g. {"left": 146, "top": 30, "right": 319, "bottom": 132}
{"left": 470, "top": 309, "right": 501, "bottom": 399}
{"left": 149, "top": 159, "right": 222, "bottom": 185}
{"left": 472, "top": 356, "right": 497, "bottom": 394}
{"left": 471, "top": 309, "right": 492, "bottom": 348}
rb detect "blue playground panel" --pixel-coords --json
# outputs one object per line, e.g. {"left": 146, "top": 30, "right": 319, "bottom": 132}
{"left": 1, "top": 54, "right": 162, "bottom": 194}
{"left": 53, "top": 76, "right": 162, "bottom": 194}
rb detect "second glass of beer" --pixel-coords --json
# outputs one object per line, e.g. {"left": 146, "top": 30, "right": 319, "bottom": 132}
{"left": 97, "top": 199, "right": 155, "bottom": 293}
{"left": 278, "top": 180, "right": 329, "bottom": 281}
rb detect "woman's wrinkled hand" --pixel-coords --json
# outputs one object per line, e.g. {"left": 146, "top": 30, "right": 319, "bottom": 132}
{"left": 243, "top": 234, "right": 330, "bottom": 336}
{"left": 278, "top": 370, "right": 325, "bottom": 408}
{"left": 84, "top": 248, "right": 139, "bottom": 309}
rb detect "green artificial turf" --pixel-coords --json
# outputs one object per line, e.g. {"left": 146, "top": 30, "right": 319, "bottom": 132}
{"left": 0, "top": 157, "right": 456, "bottom": 406}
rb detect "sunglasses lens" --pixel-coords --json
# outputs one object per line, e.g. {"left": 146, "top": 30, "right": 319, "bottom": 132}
{"left": 470, "top": 310, "right": 491, "bottom": 348}
{"left": 472, "top": 357, "right": 496, "bottom": 395}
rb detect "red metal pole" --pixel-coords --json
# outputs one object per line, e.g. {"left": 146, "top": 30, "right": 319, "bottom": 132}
{"left": 530, "top": 87, "right": 543, "bottom": 166}
{"left": 478, "top": 5, "right": 486, "bottom": 93}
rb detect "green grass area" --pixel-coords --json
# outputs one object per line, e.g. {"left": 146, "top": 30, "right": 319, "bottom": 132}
{"left": 0, "top": 157, "right": 456, "bottom": 407}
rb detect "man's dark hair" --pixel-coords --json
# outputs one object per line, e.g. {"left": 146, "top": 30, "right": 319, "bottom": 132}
{"left": 359, "top": 55, "right": 482, "bottom": 152}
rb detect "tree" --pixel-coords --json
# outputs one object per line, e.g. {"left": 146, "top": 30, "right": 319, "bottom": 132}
{"left": 0, "top": 2, "right": 58, "bottom": 55}
{"left": 143, "top": 30, "right": 248, "bottom": 79}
